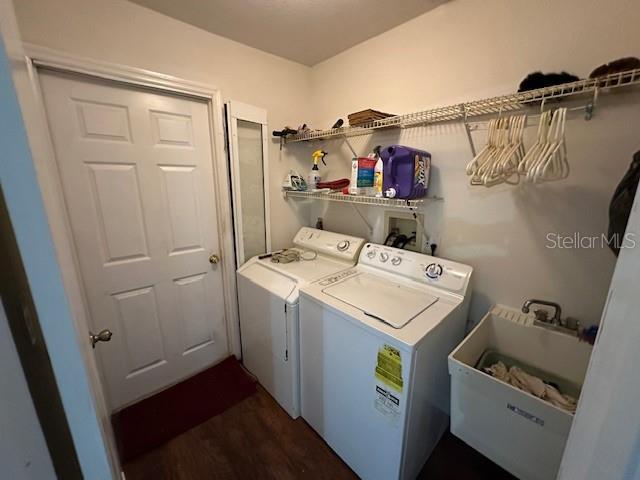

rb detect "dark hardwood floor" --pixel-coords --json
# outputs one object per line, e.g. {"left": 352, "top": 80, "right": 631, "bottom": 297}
{"left": 123, "top": 385, "right": 514, "bottom": 480}
{"left": 418, "top": 431, "right": 516, "bottom": 480}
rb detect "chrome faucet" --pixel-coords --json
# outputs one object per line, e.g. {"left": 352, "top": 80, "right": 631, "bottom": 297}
{"left": 522, "top": 299, "right": 562, "bottom": 326}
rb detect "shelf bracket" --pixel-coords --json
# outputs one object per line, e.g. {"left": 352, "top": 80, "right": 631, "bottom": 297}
{"left": 350, "top": 203, "right": 374, "bottom": 234}
{"left": 408, "top": 205, "right": 430, "bottom": 250}
{"left": 585, "top": 87, "right": 599, "bottom": 121}
{"left": 343, "top": 134, "right": 358, "bottom": 158}
{"left": 462, "top": 105, "right": 477, "bottom": 157}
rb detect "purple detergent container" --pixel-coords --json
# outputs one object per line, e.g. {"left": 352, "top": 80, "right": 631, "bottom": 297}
{"left": 380, "top": 145, "right": 431, "bottom": 199}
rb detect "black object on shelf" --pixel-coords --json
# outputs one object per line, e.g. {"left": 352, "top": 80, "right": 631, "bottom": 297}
{"left": 590, "top": 57, "right": 640, "bottom": 79}
{"left": 518, "top": 71, "right": 580, "bottom": 93}
{"left": 272, "top": 127, "right": 298, "bottom": 137}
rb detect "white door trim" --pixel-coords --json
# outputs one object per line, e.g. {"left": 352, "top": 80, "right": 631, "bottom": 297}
{"left": 226, "top": 100, "right": 271, "bottom": 266}
{"left": 21, "top": 44, "right": 242, "bottom": 401}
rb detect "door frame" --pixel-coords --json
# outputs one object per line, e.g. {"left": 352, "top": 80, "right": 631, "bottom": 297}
{"left": 226, "top": 100, "right": 271, "bottom": 266}
{"left": 21, "top": 45, "right": 243, "bottom": 405}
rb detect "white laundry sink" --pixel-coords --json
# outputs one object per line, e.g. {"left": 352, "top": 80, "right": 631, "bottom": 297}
{"left": 448, "top": 304, "right": 593, "bottom": 480}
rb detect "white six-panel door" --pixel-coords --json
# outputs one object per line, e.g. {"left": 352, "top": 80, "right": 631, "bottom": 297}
{"left": 39, "top": 70, "right": 229, "bottom": 410}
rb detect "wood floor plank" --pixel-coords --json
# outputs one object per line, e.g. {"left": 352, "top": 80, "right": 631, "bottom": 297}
{"left": 123, "top": 385, "right": 514, "bottom": 480}
{"left": 123, "top": 386, "right": 356, "bottom": 480}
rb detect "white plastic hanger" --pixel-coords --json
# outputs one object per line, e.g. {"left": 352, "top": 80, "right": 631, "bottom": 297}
{"left": 538, "top": 108, "right": 569, "bottom": 182}
{"left": 467, "top": 106, "right": 569, "bottom": 188}
{"left": 481, "top": 114, "right": 526, "bottom": 187}
{"left": 493, "top": 114, "right": 526, "bottom": 186}
{"left": 466, "top": 118, "right": 497, "bottom": 184}
{"left": 518, "top": 110, "right": 551, "bottom": 178}
{"left": 476, "top": 116, "right": 509, "bottom": 185}
{"left": 530, "top": 108, "right": 568, "bottom": 183}
{"left": 525, "top": 110, "right": 558, "bottom": 182}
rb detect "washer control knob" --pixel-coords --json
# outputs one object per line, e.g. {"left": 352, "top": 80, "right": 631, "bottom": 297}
{"left": 337, "top": 240, "right": 350, "bottom": 252}
{"left": 366, "top": 249, "right": 376, "bottom": 259}
{"left": 425, "top": 263, "right": 444, "bottom": 279}
{"left": 379, "top": 252, "right": 389, "bottom": 262}
{"left": 391, "top": 256, "right": 402, "bottom": 266}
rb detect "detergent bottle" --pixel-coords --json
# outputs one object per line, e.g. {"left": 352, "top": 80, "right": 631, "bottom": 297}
{"left": 380, "top": 145, "right": 431, "bottom": 199}
{"left": 308, "top": 149, "right": 327, "bottom": 190}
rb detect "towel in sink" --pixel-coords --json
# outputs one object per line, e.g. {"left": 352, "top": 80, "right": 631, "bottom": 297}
{"left": 484, "top": 361, "right": 577, "bottom": 413}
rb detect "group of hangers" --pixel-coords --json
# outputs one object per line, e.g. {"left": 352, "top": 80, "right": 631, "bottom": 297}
{"left": 466, "top": 107, "right": 569, "bottom": 186}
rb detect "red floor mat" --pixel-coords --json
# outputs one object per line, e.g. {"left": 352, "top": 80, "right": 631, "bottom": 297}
{"left": 112, "top": 356, "right": 257, "bottom": 461}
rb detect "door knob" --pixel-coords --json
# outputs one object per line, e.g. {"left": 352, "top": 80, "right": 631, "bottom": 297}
{"left": 209, "top": 254, "right": 220, "bottom": 265}
{"left": 90, "top": 329, "right": 112, "bottom": 349}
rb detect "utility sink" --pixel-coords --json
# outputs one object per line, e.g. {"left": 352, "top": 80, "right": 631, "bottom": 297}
{"left": 448, "top": 304, "right": 593, "bottom": 480}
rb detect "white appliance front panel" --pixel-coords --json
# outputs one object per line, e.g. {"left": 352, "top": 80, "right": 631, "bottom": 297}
{"left": 322, "top": 273, "right": 438, "bottom": 328}
{"left": 300, "top": 296, "right": 408, "bottom": 480}
{"left": 235, "top": 229, "right": 365, "bottom": 419}
{"left": 237, "top": 273, "right": 300, "bottom": 417}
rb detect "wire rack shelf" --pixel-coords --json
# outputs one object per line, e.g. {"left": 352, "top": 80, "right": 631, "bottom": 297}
{"left": 283, "top": 190, "right": 442, "bottom": 209}
{"left": 285, "top": 68, "right": 640, "bottom": 143}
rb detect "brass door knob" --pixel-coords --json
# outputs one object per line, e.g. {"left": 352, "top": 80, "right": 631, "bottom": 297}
{"left": 209, "top": 254, "right": 220, "bottom": 265}
{"left": 90, "top": 329, "right": 112, "bottom": 349}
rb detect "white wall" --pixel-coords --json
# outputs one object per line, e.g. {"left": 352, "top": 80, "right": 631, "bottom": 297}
{"left": 14, "top": 0, "right": 312, "bottom": 250}
{"left": 301, "top": 0, "right": 640, "bottom": 327}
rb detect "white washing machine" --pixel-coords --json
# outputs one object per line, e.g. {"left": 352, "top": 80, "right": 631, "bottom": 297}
{"left": 236, "top": 227, "right": 365, "bottom": 418}
{"left": 299, "top": 243, "right": 473, "bottom": 480}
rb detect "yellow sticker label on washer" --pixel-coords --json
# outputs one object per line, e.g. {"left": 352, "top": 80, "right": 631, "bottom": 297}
{"left": 375, "top": 345, "right": 403, "bottom": 392}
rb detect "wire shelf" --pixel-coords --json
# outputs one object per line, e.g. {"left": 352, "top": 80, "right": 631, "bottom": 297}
{"left": 285, "top": 68, "right": 640, "bottom": 143}
{"left": 283, "top": 190, "right": 441, "bottom": 209}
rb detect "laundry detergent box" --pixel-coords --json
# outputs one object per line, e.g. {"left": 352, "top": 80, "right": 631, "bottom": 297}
{"left": 349, "top": 157, "right": 377, "bottom": 195}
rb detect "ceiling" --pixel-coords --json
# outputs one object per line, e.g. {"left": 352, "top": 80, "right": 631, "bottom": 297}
{"left": 128, "top": 0, "right": 447, "bottom": 66}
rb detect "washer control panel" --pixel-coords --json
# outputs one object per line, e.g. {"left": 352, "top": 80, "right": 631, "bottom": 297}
{"left": 293, "top": 227, "right": 365, "bottom": 261}
{"left": 358, "top": 243, "right": 472, "bottom": 294}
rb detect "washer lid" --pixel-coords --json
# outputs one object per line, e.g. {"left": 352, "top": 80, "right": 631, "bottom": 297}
{"left": 322, "top": 273, "right": 438, "bottom": 328}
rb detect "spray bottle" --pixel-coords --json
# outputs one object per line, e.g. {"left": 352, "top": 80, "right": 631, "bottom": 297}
{"left": 308, "top": 149, "right": 327, "bottom": 190}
